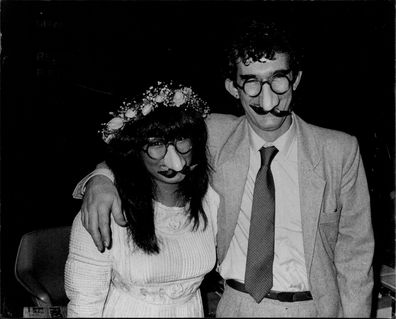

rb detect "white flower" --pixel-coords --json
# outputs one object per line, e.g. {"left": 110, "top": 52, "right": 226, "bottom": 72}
{"left": 155, "top": 93, "right": 166, "bottom": 103}
{"left": 104, "top": 134, "right": 113, "bottom": 143}
{"left": 141, "top": 103, "right": 153, "bottom": 115}
{"left": 168, "top": 216, "right": 183, "bottom": 230}
{"left": 168, "top": 284, "right": 184, "bottom": 297}
{"left": 182, "top": 87, "right": 192, "bottom": 97}
{"left": 107, "top": 117, "right": 124, "bottom": 131}
{"left": 173, "top": 90, "right": 186, "bottom": 106}
{"left": 125, "top": 108, "right": 137, "bottom": 118}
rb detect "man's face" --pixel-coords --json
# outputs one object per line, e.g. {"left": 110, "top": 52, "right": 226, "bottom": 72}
{"left": 226, "top": 52, "right": 302, "bottom": 141}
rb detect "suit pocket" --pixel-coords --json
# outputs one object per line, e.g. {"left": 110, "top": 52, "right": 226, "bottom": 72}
{"left": 319, "top": 209, "right": 341, "bottom": 260}
{"left": 320, "top": 209, "right": 340, "bottom": 224}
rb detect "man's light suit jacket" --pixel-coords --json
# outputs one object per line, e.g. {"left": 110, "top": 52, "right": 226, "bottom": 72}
{"left": 205, "top": 112, "right": 374, "bottom": 317}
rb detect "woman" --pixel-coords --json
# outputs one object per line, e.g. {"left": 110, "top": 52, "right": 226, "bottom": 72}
{"left": 65, "top": 81, "right": 219, "bottom": 317}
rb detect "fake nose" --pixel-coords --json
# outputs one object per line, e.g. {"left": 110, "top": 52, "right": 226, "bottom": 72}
{"left": 259, "top": 83, "right": 280, "bottom": 111}
{"left": 163, "top": 145, "right": 186, "bottom": 172}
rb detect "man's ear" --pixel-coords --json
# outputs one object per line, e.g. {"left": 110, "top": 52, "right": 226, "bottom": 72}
{"left": 292, "top": 71, "right": 303, "bottom": 91}
{"left": 225, "top": 79, "right": 240, "bottom": 99}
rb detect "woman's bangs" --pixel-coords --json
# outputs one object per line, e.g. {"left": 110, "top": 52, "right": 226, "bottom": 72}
{"left": 139, "top": 110, "right": 194, "bottom": 139}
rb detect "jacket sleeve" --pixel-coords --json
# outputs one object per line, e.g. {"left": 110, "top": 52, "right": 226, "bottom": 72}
{"left": 65, "top": 212, "right": 112, "bottom": 317}
{"left": 335, "top": 137, "right": 374, "bottom": 317}
{"left": 71, "top": 163, "right": 114, "bottom": 199}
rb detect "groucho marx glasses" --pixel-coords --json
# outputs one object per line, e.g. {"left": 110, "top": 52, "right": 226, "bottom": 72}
{"left": 142, "top": 137, "right": 193, "bottom": 160}
{"left": 235, "top": 70, "right": 294, "bottom": 97}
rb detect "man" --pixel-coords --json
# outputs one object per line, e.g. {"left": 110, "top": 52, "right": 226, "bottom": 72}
{"left": 74, "top": 20, "right": 374, "bottom": 317}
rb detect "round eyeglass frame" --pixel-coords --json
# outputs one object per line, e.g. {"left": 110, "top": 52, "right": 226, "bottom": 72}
{"left": 142, "top": 138, "right": 193, "bottom": 160}
{"left": 235, "top": 70, "right": 294, "bottom": 97}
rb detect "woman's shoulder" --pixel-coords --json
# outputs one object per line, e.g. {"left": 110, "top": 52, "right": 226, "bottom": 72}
{"left": 69, "top": 211, "right": 112, "bottom": 260}
{"left": 205, "top": 184, "right": 220, "bottom": 202}
{"left": 70, "top": 211, "right": 128, "bottom": 258}
{"left": 203, "top": 185, "right": 219, "bottom": 229}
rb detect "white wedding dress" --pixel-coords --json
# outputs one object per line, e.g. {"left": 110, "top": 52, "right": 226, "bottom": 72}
{"left": 65, "top": 186, "right": 218, "bottom": 317}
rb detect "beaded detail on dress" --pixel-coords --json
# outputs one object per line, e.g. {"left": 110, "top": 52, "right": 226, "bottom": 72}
{"left": 112, "top": 270, "right": 201, "bottom": 305}
{"left": 154, "top": 202, "right": 192, "bottom": 235}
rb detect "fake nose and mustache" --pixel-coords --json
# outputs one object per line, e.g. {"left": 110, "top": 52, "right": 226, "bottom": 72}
{"left": 158, "top": 164, "right": 198, "bottom": 178}
{"left": 249, "top": 104, "right": 292, "bottom": 117}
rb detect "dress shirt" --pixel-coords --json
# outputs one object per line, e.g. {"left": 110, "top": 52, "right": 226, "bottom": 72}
{"left": 219, "top": 114, "right": 309, "bottom": 291}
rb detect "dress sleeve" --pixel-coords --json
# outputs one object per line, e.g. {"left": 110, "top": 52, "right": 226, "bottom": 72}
{"left": 65, "top": 211, "right": 113, "bottom": 317}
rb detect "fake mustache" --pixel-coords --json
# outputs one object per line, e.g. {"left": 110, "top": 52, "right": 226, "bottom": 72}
{"left": 250, "top": 104, "right": 291, "bottom": 117}
{"left": 158, "top": 164, "right": 198, "bottom": 178}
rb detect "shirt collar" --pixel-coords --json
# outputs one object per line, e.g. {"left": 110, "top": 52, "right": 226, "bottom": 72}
{"left": 248, "top": 113, "right": 297, "bottom": 157}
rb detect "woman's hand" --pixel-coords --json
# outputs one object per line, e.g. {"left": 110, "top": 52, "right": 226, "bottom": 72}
{"left": 81, "top": 175, "right": 126, "bottom": 252}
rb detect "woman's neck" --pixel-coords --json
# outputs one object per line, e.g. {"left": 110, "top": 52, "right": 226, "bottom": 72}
{"left": 155, "top": 182, "right": 184, "bottom": 207}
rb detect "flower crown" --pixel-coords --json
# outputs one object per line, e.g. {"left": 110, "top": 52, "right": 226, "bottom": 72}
{"left": 101, "top": 81, "right": 211, "bottom": 143}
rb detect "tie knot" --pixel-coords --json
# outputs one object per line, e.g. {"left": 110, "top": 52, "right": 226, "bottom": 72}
{"left": 259, "top": 146, "right": 278, "bottom": 168}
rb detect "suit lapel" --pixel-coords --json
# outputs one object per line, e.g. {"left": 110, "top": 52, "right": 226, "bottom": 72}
{"left": 295, "top": 115, "right": 326, "bottom": 275}
{"left": 215, "top": 119, "right": 250, "bottom": 261}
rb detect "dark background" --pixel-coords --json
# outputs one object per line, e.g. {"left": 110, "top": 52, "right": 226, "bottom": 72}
{"left": 1, "top": 0, "right": 394, "bottom": 317}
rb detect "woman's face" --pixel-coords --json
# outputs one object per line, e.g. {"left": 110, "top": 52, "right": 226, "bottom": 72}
{"left": 141, "top": 137, "right": 193, "bottom": 185}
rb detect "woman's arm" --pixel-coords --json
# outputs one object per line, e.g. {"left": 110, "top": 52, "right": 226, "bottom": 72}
{"left": 65, "top": 211, "right": 113, "bottom": 317}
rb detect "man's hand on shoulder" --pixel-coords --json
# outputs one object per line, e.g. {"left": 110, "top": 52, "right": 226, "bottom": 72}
{"left": 81, "top": 175, "right": 126, "bottom": 252}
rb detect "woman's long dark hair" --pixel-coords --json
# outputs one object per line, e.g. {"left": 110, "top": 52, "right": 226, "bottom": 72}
{"left": 105, "top": 107, "right": 211, "bottom": 254}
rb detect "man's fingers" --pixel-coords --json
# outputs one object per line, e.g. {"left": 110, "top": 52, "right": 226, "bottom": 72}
{"left": 112, "top": 196, "right": 127, "bottom": 226}
{"left": 81, "top": 199, "right": 89, "bottom": 228}
{"left": 98, "top": 204, "right": 111, "bottom": 249}
{"left": 79, "top": 174, "right": 118, "bottom": 252}
{"left": 91, "top": 229, "right": 104, "bottom": 253}
{"left": 87, "top": 205, "right": 104, "bottom": 252}
{"left": 81, "top": 207, "right": 86, "bottom": 228}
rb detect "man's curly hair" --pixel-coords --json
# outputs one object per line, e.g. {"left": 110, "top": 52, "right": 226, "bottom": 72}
{"left": 224, "top": 20, "right": 304, "bottom": 81}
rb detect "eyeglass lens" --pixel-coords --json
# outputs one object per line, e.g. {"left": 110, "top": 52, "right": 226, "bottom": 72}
{"left": 244, "top": 75, "right": 291, "bottom": 97}
{"left": 145, "top": 138, "right": 192, "bottom": 159}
